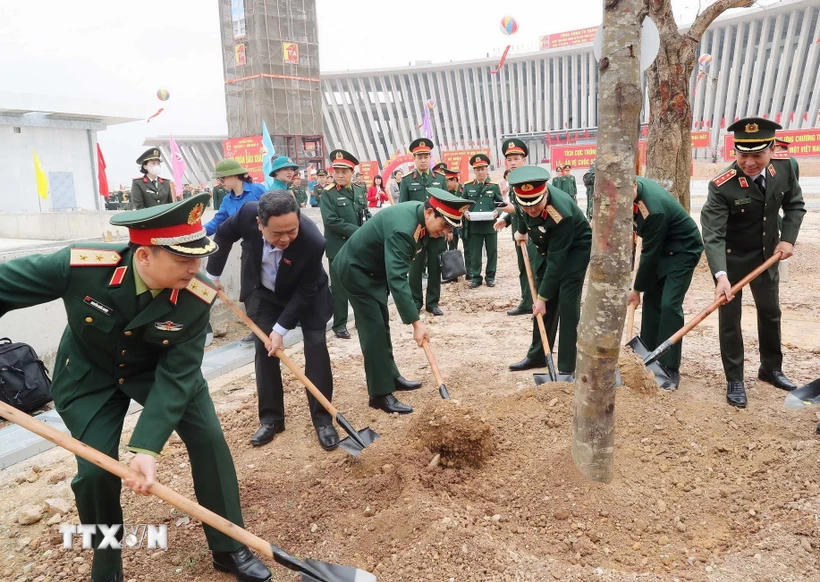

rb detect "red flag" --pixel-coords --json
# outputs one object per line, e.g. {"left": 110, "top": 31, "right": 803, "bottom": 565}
{"left": 490, "top": 45, "right": 511, "bottom": 74}
{"left": 763, "top": 113, "right": 768, "bottom": 119}
{"left": 789, "top": 112, "right": 794, "bottom": 122}
{"left": 804, "top": 112, "right": 809, "bottom": 121}
{"left": 720, "top": 117, "right": 726, "bottom": 129}
{"left": 96, "top": 144, "right": 109, "bottom": 197}
{"left": 583, "top": 129, "right": 589, "bottom": 138}
{"left": 146, "top": 108, "right": 164, "bottom": 123}
{"left": 734, "top": 116, "right": 740, "bottom": 122}
{"left": 706, "top": 120, "right": 711, "bottom": 128}
{"left": 775, "top": 112, "right": 782, "bottom": 123}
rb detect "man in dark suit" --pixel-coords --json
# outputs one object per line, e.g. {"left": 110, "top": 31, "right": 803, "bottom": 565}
{"left": 206, "top": 192, "right": 338, "bottom": 450}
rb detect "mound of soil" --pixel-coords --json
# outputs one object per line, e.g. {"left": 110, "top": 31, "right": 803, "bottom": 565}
{"left": 413, "top": 400, "right": 494, "bottom": 468}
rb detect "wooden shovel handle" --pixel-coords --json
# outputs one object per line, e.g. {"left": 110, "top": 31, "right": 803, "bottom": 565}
{"left": 0, "top": 400, "right": 274, "bottom": 559}
{"left": 667, "top": 251, "right": 783, "bottom": 345}
{"left": 216, "top": 290, "right": 339, "bottom": 417}
{"left": 518, "top": 240, "right": 552, "bottom": 352}
{"left": 625, "top": 237, "right": 643, "bottom": 337}
{"left": 422, "top": 339, "right": 446, "bottom": 387}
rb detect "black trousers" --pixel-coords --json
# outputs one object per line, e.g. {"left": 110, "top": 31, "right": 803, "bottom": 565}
{"left": 246, "top": 288, "right": 333, "bottom": 426}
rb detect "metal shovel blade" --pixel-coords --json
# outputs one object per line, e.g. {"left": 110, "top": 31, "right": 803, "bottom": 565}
{"left": 439, "top": 383, "right": 451, "bottom": 400}
{"left": 301, "top": 559, "right": 377, "bottom": 582}
{"left": 785, "top": 378, "right": 820, "bottom": 409}
{"left": 627, "top": 335, "right": 674, "bottom": 390}
{"left": 337, "top": 427, "right": 380, "bottom": 457}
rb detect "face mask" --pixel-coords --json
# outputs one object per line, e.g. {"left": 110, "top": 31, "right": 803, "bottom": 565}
{"left": 146, "top": 164, "right": 161, "bottom": 176}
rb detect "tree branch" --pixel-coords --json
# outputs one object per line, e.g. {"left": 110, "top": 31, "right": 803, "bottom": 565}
{"left": 688, "top": 0, "right": 754, "bottom": 41}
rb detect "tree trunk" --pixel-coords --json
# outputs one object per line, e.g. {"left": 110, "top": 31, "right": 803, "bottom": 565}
{"left": 572, "top": 0, "right": 645, "bottom": 484}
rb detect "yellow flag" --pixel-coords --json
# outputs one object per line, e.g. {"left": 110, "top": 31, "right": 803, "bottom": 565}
{"left": 33, "top": 151, "right": 49, "bottom": 199}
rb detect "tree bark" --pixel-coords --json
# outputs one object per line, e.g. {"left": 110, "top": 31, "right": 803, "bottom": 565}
{"left": 644, "top": 0, "right": 754, "bottom": 211}
{"left": 572, "top": 0, "right": 645, "bottom": 484}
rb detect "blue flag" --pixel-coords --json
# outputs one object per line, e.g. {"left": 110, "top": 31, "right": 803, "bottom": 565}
{"left": 261, "top": 120, "right": 276, "bottom": 189}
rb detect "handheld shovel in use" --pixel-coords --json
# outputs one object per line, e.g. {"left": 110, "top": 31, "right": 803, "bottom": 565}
{"left": 218, "top": 290, "right": 379, "bottom": 457}
{"left": 0, "top": 400, "right": 376, "bottom": 582}
{"left": 784, "top": 379, "right": 820, "bottom": 409}
{"left": 421, "top": 339, "right": 451, "bottom": 399}
{"left": 622, "top": 237, "right": 675, "bottom": 390}
{"left": 518, "top": 241, "right": 559, "bottom": 386}
{"left": 643, "top": 252, "right": 783, "bottom": 367}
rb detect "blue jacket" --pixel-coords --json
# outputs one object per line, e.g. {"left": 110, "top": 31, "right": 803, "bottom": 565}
{"left": 270, "top": 178, "right": 289, "bottom": 190}
{"left": 205, "top": 182, "right": 267, "bottom": 235}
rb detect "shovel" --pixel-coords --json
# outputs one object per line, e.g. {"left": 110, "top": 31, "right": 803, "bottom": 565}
{"left": 421, "top": 339, "right": 451, "bottom": 399}
{"left": 518, "top": 241, "right": 559, "bottom": 385}
{"left": 218, "top": 290, "right": 379, "bottom": 457}
{"left": 0, "top": 400, "right": 376, "bottom": 582}
{"left": 643, "top": 251, "right": 783, "bottom": 366}
{"left": 784, "top": 378, "right": 820, "bottom": 409}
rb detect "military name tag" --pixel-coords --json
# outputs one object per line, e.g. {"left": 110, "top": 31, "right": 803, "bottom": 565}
{"left": 83, "top": 296, "right": 113, "bottom": 316}
{"left": 155, "top": 321, "right": 183, "bottom": 332}
{"left": 734, "top": 198, "right": 752, "bottom": 205}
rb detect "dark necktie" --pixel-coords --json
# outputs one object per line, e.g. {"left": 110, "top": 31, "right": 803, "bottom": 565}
{"left": 152, "top": 180, "right": 158, "bottom": 191}
{"left": 754, "top": 175, "right": 765, "bottom": 195}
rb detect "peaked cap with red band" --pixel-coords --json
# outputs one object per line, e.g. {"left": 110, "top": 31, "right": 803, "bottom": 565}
{"left": 426, "top": 187, "right": 474, "bottom": 228}
{"left": 501, "top": 138, "right": 529, "bottom": 158}
{"left": 507, "top": 166, "right": 551, "bottom": 207}
{"left": 329, "top": 149, "right": 359, "bottom": 170}
{"left": 110, "top": 193, "right": 218, "bottom": 258}
{"left": 409, "top": 138, "right": 434, "bottom": 155}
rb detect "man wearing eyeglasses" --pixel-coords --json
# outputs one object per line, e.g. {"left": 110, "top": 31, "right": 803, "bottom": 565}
{"left": 206, "top": 192, "right": 338, "bottom": 451}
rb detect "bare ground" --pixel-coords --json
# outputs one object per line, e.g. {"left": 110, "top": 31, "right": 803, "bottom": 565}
{"left": 2, "top": 212, "right": 820, "bottom": 582}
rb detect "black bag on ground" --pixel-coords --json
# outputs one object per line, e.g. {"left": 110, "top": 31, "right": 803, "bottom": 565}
{"left": 0, "top": 338, "right": 53, "bottom": 412}
{"left": 439, "top": 249, "right": 466, "bottom": 281}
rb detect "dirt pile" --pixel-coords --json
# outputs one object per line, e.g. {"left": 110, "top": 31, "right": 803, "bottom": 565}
{"left": 413, "top": 400, "right": 494, "bottom": 468}
{"left": 618, "top": 347, "right": 659, "bottom": 393}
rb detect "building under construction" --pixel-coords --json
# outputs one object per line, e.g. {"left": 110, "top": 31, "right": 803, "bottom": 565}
{"left": 217, "top": 0, "right": 324, "bottom": 169}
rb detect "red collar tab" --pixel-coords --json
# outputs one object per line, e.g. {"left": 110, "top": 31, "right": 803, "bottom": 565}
{"left": 108, "top": 266, "right": 128, "bottom": 287}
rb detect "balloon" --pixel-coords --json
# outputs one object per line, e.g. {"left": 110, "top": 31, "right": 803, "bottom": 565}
{"left": 426, "top": 99, "right": 436, "bottom": 109}
{"left": 156, "top": 89, "right": 170, "bottom": 101}
{"left": 500, "top": 16, "right": 518, "bottom": 36}
{"left": 698, "top": 54, "right": 712, "bottom": 71}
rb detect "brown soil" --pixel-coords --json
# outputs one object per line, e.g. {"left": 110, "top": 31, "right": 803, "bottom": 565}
{"left": 618, "top": 348, "right": 658, "bottom": 394}
{"left": 2, "top": 213, "right": 820, "bottom": 582}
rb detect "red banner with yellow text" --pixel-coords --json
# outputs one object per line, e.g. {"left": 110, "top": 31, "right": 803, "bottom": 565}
{"left": 724, "top": 129, "right": 820, "bottom": 159}
{"left": 358, "top": 161, "right": 380, "bottom": 186}
{"left": 550, "top": 142, "right": 647, "bottom": 170}
{"left": 691, "top": 131, "right": 710, "bottom": 148}
{"left": 223, "top": 136, "right": 264, "bottom": 184}
{"left": 539, "top": 26, "right": 598, "bottom": 50}
{"left": 441, "top": 149, "right": 492, "bottom": 183}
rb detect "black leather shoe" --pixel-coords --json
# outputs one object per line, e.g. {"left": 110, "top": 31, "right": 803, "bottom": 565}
{"left": 469, "top": 280, "right": 482, "bottom": 289}
{"left": 507, "top": 306, "right": 529, "bottom": 316}
{"left": 240, "top": 332, "right": 255, "bottom": 344}
{"left": 93, "top": 569, "right": 124, "bottom": 582}
{"left": 369, "top": 393, "right": 413, "bottom": 414}
{"left": 250, "top": 422, "right": 284, "bottom": 447}
{"left": 465, "top": 275, "right": 473, "bottom": 281}
{"left": 758, "top": 368, "right": 796, "bottom": 391}
{"left": 486, "top": 279, "right": 496, "bottom": 287}
{"left": 442, "top": 278, "right": 456, "bottom": 284}
{"left": 213, "top": 546, "right": 272, "bottom": 582}
{"left": 509, "top": 356, "right": 546, "bottom": 371}
{"left": 334, "top": 328, "right": 351, "bottom": 339}
{"left": 395, "top": 376, "right": 422, "bottom": 391}
{"left": 726, "top": 381, "right": 747, "bottom": 408}
{"left": 426, "top": 306, "right": 444, "bottom": 316}
{"left": 315, "top": 424, "right": 339, "bottom": 451}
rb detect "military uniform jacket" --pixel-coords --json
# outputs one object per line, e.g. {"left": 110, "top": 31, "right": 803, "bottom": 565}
{"left": 291, "top": 186, "right": 308, "bottom": 206}
{"left": 0, "top": 244, "right": 218, "bottom": 454}
{"left": 212, "top": 186, "right": 228, "bottom": 211}
{"left": 552, "top": 176, "right": 577, "bottom": 198}
{"left": 334, "top": 202, "right": 429, "bottom": 325}
{"left": 398, "top": 170, "right": 447, "bottom": 204}
{"left": 130, "top": 176, "right": 174, "bottom": 209}
{"left": 462, "top": 179, "right": 503, "bottom": 235}
{"left": 701, "top": 158, "right": 805, "bottom": 278}
{"left": 319, "top": 183, "right": 371, "bottom": 259}
{"left": 516, "top": 185, "right": 592, "bottom": 301}
{"left": 632, "top": 177, "right": 704, "bottom": 292}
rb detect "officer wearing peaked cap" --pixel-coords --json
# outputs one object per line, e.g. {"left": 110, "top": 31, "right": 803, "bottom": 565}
{"left": 701, "top": 117, "right": 806, "bottom": 409}
{"left": 0, "top": 195, "right": 271, "bottom": 582}
{"left": 320, "top": 149, "right": 371, "bottom": 339}
{"left": 332, "top": 188, "right": 474, "bottom": 414}
{"left": 432, "top": 161, "right": 448, "bottom": 176}
{"left": 400, "top": 138, "right": 449, "bottom": 315}
{"left": 442, "top": 168, "right": 466, "bottom": 267}
{"left": 463, "top": 153, "right": 502, "bottom": 287}
{"left": 130, "top": 147, "right": 174, "bottom": 210}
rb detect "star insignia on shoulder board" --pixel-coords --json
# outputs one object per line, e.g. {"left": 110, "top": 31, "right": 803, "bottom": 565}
{"left": 190, "top": 282, "right": 199, "bottom": 291}
{"left": 79, "top": 254, "right": 88, "bottom": 261}
{"left": 95, "top": 254, "right": 103, "bottom": 262}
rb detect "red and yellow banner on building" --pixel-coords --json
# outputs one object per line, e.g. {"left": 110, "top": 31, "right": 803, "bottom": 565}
{"left": 441, "top": 148, "right": 492, "bottom": 183}
{"left": 283, "top": 42, "right": 299, "bottom": 64}
{"left": 691, "top": 131, "right": 710, "bottom": 148}
{"left": 540, "top": 26, "right": 598, "bottom": 50}
{"left": 550, "top": 142, "right": 647, "bottom": 169}
{"left": 358, "top": 161, "right": 380, "bottom": 185}
{"left": 223, "top": 136, "right": 264, "bottom": 184}
{"left": 724, "top": 129, "right": 820, "bottom": 159}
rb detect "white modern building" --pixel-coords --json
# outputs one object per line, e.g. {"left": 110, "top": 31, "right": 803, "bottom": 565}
{"left": 0, "top": 93, "right": 142, "bottom": 213}
{"left": 320, "top": 0, "right": 820, "bottom": 165}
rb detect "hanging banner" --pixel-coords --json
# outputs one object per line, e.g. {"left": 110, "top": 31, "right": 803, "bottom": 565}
{"left": 234, "top": 43, "right": 246, "bottom": 66}
{"left": 283, "top": 42, "right": 299, "bottom": 64}
{"left": 358, "top": 161, "right": 380, "bottom": 185}
{"left": 223, "top": 136, "right": 264, "bottom": 184}
{"left": 441, "top": 148, "right": 492, "bottom": 183}
{"left": 724, "top": 129, "right": 820, "bottom": 159}
{"left": 691, "top": 131, "right": 710, "bottom": 148}
{"left": 550, "top": 141, "right": 646, "bottom": 169}
{"left": 539, "top": 26, "right": 598, "bottom": 50}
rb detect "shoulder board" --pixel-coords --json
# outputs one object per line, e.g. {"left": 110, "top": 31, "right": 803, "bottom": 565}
{"left": 413, "top": 224, "right": 426, "bottom": 243}
{"left": 737, "top": 177, "right": 749, "bottom": 189}
{"left": 545, "top": 205, "right": 563, "bottom": 224}
{"left": 637, "top": 201, "right": 649, "bottom": 219}
{"left": 772, "top": 151, "right": 790, "bottom": 160}
{"left": 70, "top": 248, "right": 123, "bottom": 267}
{"left": 184, "top": 277, "right": 217, "bottom": 305}
{"left": 489, "top": 181, "right": 498, "bottom": 185}
{"left": 767, "top": 163, "right": 776, "bottom": 177}
{"left": 324, "top": 184, "right": 335, "bottom": 191}
{"left": 712, "top": 168, "right": 736, "bottom": 187}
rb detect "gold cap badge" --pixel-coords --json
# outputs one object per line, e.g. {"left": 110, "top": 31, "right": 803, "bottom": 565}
{"left": 745, "top": 123, "right": 759, "bottom": 133}
{"left": 521, "top": 184, "right": 533, "bottom": 191}
{"left": 187, "top": 203, "right": 205, "bottom": 225}
{"left": 335, "top": 151, "right": 344, "bottom": 160}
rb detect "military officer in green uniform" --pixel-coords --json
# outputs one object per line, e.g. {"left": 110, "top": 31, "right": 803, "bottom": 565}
{"left": 320, "top": 149, "right": 371, "bottom": 339}
{"left": 333, "top": 188, "right": 474, "bottom": 414}
{"left": 583, "top": 161, "right": 596, "bottom": 219}
{"left": 290, "top": 174, "right": 308, "bottom": 207}
{"left": 494, "top": 139, "right": 543, "bottom": 316}
{"left": 130, "top": 148, "right": 174, "bottom": 209}
{"left": 701, "top": 117, "right": 806, "bottom": 408}
{"left": 443, "top": 167, "right": 463, "bottom": 253}
{"left": 463, "top": 153, "right": 502, "bottom": 288}
{"left": 552, "top": 164, "right": 578, "bottom": 201}
{"left": 432, "top": 162, "right": 448, "bottom": 177}
{"left": 399, "top": 138, "right": 449, "bottom": 315}
{"left": 507, "top": 166, "right": 592, "bottom": 375}
{"left": 212, "top": 182, "right": 228, "bottom": 211}
{"left": 0, "top": 195, "right": 270, "bottom": 582}
{"left": 627, "top": 177, "right": 704, "bottom": 389}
